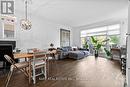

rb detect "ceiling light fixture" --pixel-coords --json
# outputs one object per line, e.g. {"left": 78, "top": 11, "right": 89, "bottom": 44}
{"left": 20, "top": 0, "right": 32, "bottom": 30}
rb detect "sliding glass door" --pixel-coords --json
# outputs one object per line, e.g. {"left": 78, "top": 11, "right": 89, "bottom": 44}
{"left": 80, "top": 24, "right": 121, "bottom": 57}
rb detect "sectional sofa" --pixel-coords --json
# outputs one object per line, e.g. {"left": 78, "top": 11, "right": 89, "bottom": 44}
{"left": 57, "top": 46, "right": 89, "bottom": 60}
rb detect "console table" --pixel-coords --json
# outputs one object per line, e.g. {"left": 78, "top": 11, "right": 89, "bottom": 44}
{"left": 111, "top": 48, "right": 121, "bottom": 59}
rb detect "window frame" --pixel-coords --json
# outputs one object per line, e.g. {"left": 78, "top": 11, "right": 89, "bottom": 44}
{"left": 80, "top": 23, "right": 121, "bottom": 47}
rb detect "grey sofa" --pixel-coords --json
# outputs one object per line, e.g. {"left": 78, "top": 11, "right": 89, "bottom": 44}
{"left": 57, "top": 46, "right": 89, "bottom": 60}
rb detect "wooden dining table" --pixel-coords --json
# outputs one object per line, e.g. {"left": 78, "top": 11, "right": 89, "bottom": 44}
{"left": 14, "top": 53, "right": 33, "bottom": 83}
{"left": 14, "top": 53, "right": 33, "bottom": 59}
{"left": 13, "top": 50, "right": 57, "bottom": 83}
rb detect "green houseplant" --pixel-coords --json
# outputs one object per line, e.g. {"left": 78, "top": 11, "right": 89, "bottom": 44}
{"left": 84, "top": 42, "right": 89, "bottom": 49}
{"left": 91, "top": 36, "right": 111, "bottom": 58}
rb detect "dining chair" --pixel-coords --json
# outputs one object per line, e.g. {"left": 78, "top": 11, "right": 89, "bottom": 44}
{"left": 27, "top": 48, "right": 40, "bottom": 53}
{"left": 31, "top": 51, "right": 47, "bottom": 84}
{"left": 4, "top": 55, "right": 29, "bottom": 87}
{"left": 46, "top": 49, "right": 59, "bottom": 78}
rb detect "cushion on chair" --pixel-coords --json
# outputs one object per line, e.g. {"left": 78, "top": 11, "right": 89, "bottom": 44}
{"left": 12, "top": 61, "right": 29, "bottom": 69}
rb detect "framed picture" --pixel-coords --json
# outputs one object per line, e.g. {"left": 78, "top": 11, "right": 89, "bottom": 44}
{"left": 60, "top": 29, "right": 70, "bottom": 47}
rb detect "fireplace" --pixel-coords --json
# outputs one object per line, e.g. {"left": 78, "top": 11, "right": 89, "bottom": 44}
{"left": 0, "top": 41, "right": 17, "bottom": 69}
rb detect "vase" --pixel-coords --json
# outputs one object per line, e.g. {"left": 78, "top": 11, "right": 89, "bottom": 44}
{"left": 94, "top": 50, "right": 98, "bottom": 58}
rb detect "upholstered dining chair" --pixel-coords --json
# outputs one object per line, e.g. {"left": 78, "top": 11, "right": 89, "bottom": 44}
{"left": 31, "top": 51, "right": 47, "bottom": 84}
{"left": 4, "top": 55, "right": 29, "bottom": 87}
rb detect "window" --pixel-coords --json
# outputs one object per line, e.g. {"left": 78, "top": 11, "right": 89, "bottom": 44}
{"left": 4, "top": 23, "right": 14, "bottom": 38}
{"left": 81, "top": 24, "right": 120, "bottom": 37}
{"left": 109, "top": 35, "right": 120, "bottom": 47}
{"left": 0, "top": 15, "right": 15, "bottom": 39}
{"left": 80, "top": 24, "right": 121, "bottom": 55}
{"left": 60, "top": 29, "right": 70, "bottom": 47}
{"left": 81, "top": 37, "right": 86, "bottom": 47}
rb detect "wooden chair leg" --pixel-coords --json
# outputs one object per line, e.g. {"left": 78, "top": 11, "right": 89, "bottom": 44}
{"left": 47, "top": 57, "right": 49, "bottom": 78}
{"left": 39, "top": 67, "right": 45, "bottom": 80}
{"left": 33, "top": 71, "right": 36, "bottom": 84}
{"left": 32, "top": 64, "right": 36, "bottom": 84}
{"left": 5, "top": 70, "right": 13, "bottom": 87}
{"left": 5, "top": 71, "right": 10, "bottom": 86}
{"left": 28, "top": 61, "right": 31, "bottom": 84}
{"left": 44, "top": 65, "right": 47, "bottom": 80}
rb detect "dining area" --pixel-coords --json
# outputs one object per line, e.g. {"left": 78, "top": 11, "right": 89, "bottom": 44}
{"left": 4, "top": 48, "right": 57, "bottom": 87}
{"left": 0, "top": 46, "right": 126, "bottom": 87}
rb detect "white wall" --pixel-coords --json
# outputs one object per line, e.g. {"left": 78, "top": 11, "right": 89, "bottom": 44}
{"left": 120, "top": 19, "right": 128, "bottom": 45}
{"left": 0, "top": 13, "right": 72, "bottom": 51}
{"left": 0, "top": 0, "right": 73, "bottom": 51}
{"left": 72, "top": 19, "right": 128, "bottom": 47}
{"left": 72, "top": 28, "right": 81, "bottom": 47}
{"left": 15, "top": 13, "right": 72, "bottom": 51}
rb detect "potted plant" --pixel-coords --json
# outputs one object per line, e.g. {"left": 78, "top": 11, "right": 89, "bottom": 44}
{"left": 91, "top": 36, "right": 111, "bottom": 58}
{"left": 83, "top": 42, "right": 89, "bottom": 49}
{"left": 49, "top": 43, "right": 55, "bottom": 51}
{"left": 50, "top": 43, "right": 54, "bottom": 48}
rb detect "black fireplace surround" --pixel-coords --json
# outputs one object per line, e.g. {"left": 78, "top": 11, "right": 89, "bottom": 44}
{"left": 0, "top": 41, "right": 17, "bottom": 69}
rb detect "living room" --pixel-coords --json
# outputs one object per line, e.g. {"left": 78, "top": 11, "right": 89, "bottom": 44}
{"left": 0, "top": 0, "right": 129, "bottom": 87}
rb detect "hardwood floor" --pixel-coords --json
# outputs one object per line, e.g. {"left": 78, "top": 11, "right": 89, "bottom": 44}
{"left": 0, "top": 56, "right": 124, "bottom": 87}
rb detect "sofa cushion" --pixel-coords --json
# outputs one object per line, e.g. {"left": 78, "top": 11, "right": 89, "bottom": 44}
{"left": 68, "top": 51, "right": 85, "bottom": 59}
{"left": 78, "top": 48, "right": 89, "bottom": 51}
{"left": 82, "top": 51, "right": 90, "bottom": 57}
{"left": 62, "top": 47, "right": 68, "bottom": 52}
{"left": 62, "top": 46, "right": 72, "bottom": 52}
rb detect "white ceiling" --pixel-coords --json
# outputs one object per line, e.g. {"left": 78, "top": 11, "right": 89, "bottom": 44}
{"left": 15, "top": 0, "right": 128, "bottom": 27}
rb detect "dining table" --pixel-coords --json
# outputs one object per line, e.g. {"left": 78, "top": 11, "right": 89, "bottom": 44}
{"left": 14, "top": 53, "right": 33, "bottom": 83}
{"left": 13, "top": 50, "right": 57, "bottom": 83}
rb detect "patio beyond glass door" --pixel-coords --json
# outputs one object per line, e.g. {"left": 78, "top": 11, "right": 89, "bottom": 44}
{"left": 80, "top": 23, "right": 121, "bottom": 57}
